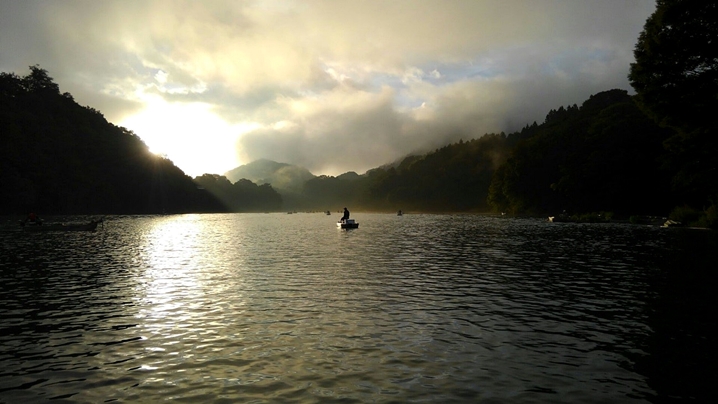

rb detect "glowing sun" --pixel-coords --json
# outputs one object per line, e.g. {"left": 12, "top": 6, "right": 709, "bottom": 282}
{"left": 120, "top": 96, "right": 258, "bottom": 178}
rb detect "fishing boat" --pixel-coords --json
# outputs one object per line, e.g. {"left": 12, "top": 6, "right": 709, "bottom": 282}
{"left": 21, "top": 219, "right": 103, "bottom": 232}
{"left": 548, "top": 215, "right": 572, "bottom": 223}
{"left": 337, "top": 219, "right": 359, "bottom": 229}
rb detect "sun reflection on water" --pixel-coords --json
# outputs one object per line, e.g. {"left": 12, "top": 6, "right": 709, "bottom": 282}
{"left": 2, "top": 214, "right": 705, "bottom": 402}
{"left": 142, "top": 214, "right": 206, "bottom": 283}
{"left": 134, "top": 215, "right": 245, "bottom": 341}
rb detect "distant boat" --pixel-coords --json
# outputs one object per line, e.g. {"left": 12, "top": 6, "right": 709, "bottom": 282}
{"left": 337, "top": 219, "right": 359, "bottom": 229}
{"left": 325, "top": 211, "right": 331, "bottom": 215}
{"left": 548, "top": 215, "right": 571, "bottom": 223}
{"left": 21, "top": 219, "right": 103, "bottom": 232}
{"left": 397, "top": 210, "right": 403, "bottom": 216}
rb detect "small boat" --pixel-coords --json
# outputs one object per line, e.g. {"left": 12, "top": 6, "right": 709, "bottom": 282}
{"left": 397, "top": 210, "right": 403, "bottom": 216}
{"left": 548, "top": 213, "right": 572, "bottom": 222}
{"left": 21, "top": 219, "right": 103, "bottom": 232}
{"left": 337, "top": 219, "right": 359, "bottom": 229}
{"left": 662, "top": 219, "right": 682, "bottom": 228}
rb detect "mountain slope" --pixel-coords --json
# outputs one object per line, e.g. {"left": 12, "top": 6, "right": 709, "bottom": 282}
{"left": 224, "top": 159, "right": 315, "bottom": 194}
{"left": 1, "top": 67, "right": 222, "bottom": 214}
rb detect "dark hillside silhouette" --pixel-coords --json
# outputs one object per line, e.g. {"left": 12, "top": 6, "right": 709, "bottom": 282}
{"left": 488, "top": 90, "right": 675, "bottom": 216}
{"left": 0, "top": 67, "right": 697, "bottom": 219}
{"left": 0, "top": 66, "right": 279, "bottom": 214}
{"left": 194, "top": 174, "right": 282, "bottom": 212}
{"left": 221, "top": 84, "right": 686, "bottom": 217}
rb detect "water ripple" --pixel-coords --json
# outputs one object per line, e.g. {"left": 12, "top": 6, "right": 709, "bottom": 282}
{"left": 1, "top": 214, "right": 716, "bottom": 402}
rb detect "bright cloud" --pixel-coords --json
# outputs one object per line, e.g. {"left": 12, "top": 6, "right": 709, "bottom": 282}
{"left": 0, "top": 0, "right": 657, "bottom": 176}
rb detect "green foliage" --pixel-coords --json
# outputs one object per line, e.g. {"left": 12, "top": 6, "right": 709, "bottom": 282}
{"left": 361, "top": 134, "right": 509, "bottom": 212}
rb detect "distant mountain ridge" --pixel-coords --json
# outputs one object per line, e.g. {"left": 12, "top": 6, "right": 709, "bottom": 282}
{"left": 224, "top": 159, "right": 316, "bottom": 194}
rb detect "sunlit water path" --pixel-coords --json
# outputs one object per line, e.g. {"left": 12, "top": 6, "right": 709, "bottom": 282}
{"left": 1, "top": 213, "right": 716, "bottom": 403}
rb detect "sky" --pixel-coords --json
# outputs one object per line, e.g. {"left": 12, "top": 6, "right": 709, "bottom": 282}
{"left": 1, "top": 0, "right": 657, "bottom": 177}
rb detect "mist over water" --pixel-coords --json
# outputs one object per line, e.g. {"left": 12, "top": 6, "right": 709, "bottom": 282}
{"left": 1, "top": 214, "right": 715, "bottom": 403}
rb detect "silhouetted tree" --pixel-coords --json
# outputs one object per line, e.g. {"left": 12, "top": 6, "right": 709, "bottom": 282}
{"left": 21, "top": 65, "right": 60, "bottom": 94}
{"left": 629, "top": 0, "right": 718, "bottom": 211}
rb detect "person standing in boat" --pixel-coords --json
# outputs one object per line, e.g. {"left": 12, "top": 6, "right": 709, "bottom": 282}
{"left": 341, "top": 207, "right": 350, "bottom": 223}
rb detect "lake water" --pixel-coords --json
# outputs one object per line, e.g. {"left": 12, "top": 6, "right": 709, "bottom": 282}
{"left": 1, "top": 213, "right": 716, "bottom": 403}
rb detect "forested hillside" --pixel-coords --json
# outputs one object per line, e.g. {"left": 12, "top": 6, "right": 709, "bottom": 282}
{"left": 298, "top": 0, "right": 718, "bottom": 227}
{"left": 360, "top": 133, "right": 509, "bottom": 212}
{"left": 2, "top": 0, "right": 715, "bottom": 226}
{"left": 289, "top": 90, "right": 675, "bottom": 216}
{"left": 488, "top": 90, "right": 675, "bottom": 216}
{"left": 0, "top": 66, "right": 281, "bottom": 215}
{"left": 2, "top": 67, "right": 712, "bottom": 224}
{"left": 193, "top": 174, "right": 282, "bottom": 212}
{"left": 224, "top": 159, "right": 315, "bottom": 194}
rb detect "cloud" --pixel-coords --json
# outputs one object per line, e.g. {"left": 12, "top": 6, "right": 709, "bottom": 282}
{"left": 1, "top": 0, "right": 656, "bottom": 176}
{"left": 238, "top": 85, "right": 405, "bottom": 174}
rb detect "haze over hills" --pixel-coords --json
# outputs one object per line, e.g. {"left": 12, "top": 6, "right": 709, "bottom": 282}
{"left": 2, "top": 0, "right": 716, "bottom": 227}
{"left": 224, "top": 154, "right": 418, "bottom": 198}
{"left": 224, "top": 159, "right": 315, "bottom": 194}
{"left": 0, "top": 64, "right": 709, "bottom": 222}
{"left": 1, "top": 65, "right": 711, "bottom": 223}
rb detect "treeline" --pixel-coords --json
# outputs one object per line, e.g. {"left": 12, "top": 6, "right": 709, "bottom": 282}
{"left": 292, "top": 134, "right": 510, "bottom": 212}
{"left": 194, "top": 175, "right": 282, "bottom": 212}
{"left": 0, "top": 66, "right": 281, "bottom": 215}
{"left": 2, "top": 66, "right": 706, "bottom": 222}
{"left": 290, "top": 86, "right": 712, "bottom": 227}
{"left": 489, "top": 89, "right": 675, "bottom": 216}
{"left": 288, "top": 89, "right": 676, "bottom": 217}
{"left": 2, "top": 2, "right": 715, "bottom": 225}
{"left": 292, "top": 0, "right": 718, "bottom": 228}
